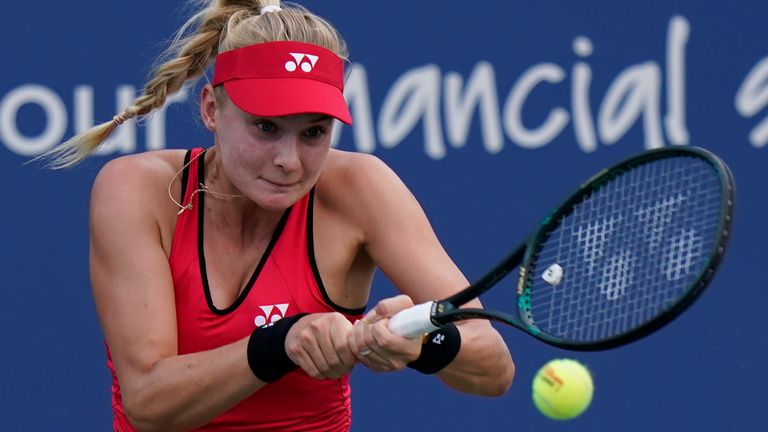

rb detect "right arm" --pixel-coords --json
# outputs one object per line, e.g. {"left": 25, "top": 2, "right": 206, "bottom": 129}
{"left": 89, "top": 155, "right": 263, "bottom": 431}
{"left": 90, "top": 155, "right": 356, "bottom": 431}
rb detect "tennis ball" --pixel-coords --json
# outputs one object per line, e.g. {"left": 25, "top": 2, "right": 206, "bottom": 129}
{"left": 532, "top": 358, "right": 594, "bottom": 420}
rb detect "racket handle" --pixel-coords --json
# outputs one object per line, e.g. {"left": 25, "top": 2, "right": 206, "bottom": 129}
{"left": 387, "top": 301, "right": 440, "bottom": 338}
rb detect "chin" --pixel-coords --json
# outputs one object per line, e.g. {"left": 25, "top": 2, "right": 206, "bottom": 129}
{"left": 255, "top": 189, "right": 305, "bottom": 211}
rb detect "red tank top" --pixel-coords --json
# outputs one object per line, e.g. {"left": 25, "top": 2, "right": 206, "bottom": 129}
{"left": 108, "top": 148, "right": 365, "bottom": 431}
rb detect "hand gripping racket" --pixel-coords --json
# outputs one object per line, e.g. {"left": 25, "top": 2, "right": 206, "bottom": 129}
{"left": 388, "top": 147, "right": 735, "bottom": 350}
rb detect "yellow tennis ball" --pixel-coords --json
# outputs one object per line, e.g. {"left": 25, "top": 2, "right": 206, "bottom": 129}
{"left": 532, "top": 358, "right": 594, "bottom": 420}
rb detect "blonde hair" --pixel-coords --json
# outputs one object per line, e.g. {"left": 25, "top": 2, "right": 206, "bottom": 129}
{"left": 41, "top": 0, "right": 347, "bottom": 168}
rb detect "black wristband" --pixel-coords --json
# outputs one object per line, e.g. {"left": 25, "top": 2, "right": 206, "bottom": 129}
{"left": 247, "top": 313, "right": 308, "bottom": 382}
{"left": 407, "top": 323, "right": 461, "bottom": 375}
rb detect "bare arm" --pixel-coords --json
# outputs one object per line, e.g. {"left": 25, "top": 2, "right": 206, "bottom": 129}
{"left": 89, "top": 155, "right": 264, "bottom": 431}
{"left": 337, "top": 153, "right": 514, "bottom": 396}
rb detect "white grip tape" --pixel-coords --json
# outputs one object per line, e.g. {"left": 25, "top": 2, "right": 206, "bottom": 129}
{"left": 387, "top": 301, "right": 440, "bottom": 338}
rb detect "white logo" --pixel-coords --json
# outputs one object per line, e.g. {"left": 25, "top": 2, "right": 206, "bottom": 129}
{"left": 284, "top": 53, "right": 319, "bottom": 73}
{"left": 253, "top": 303, "right": 290, "bottom": 327}
{"left": 432, "top": 333, "right": 445, "bottom": 345}
{"left": 541, "top": 263, "right": 564, "bottom": 286}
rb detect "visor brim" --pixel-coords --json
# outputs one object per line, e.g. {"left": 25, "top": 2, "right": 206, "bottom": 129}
{"left": 223, "top": 78, "right": 352, "bottom": 125}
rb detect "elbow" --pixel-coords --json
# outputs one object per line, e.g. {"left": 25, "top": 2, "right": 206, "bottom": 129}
{"left": 442, "top": 352, "right": 516, "bottom": 397}
{"left": 123, "top": 394, "right": 178, "bottom": 432}
{"left": 124, "top": 406, "right": 160, "bottom": 432}
{"left": 127, "top": 418, "right": 161, "bottom": 432}
{"left": 478, "top": 342, "right": 517, "bottom": 396}
{"left": 487, "top": 356, "right": 515, "bottom": 397}
{"left": 463, "top": 325, "right": 516, "bottom": 397}
{"left": 126, "top": 414, "right": 176, "bottom": 432}
{"left": 470, "top": 355, "right": 515, "bottom": 397}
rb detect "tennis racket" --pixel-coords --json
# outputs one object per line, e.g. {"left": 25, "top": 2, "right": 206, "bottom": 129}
{"left": 388, "top": 146, "right": 735, "bottom": 350}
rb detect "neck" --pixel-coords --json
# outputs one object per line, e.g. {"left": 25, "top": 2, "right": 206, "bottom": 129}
{"left": 201, "top": 146, "right": 286, "bottom": 237}
{"left": 203, "top": 147, "right": 244, "bottom": 198}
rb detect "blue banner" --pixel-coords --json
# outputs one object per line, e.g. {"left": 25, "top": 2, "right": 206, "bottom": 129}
{"left": 2, "top": 1, "right": 766, "bottom": 430}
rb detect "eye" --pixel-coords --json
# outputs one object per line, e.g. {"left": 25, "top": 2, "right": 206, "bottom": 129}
{"left": 304, "top": 126, "right": 327, "bottom": 138}
{"left": 253, "top": 121, "right": 276, "bottom": 133}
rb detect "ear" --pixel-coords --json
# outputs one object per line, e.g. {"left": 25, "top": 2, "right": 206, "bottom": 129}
{"left": 200, "top": 83, "right": 218, "bottom": 131}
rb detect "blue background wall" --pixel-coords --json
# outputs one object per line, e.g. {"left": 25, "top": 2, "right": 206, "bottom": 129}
{"left": 2, "top": 1, "right": 766, "bottom": 430}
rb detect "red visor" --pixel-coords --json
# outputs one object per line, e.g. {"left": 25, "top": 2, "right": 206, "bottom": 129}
{"left": 212, "top": 41, "right": 351, "bottom": 124}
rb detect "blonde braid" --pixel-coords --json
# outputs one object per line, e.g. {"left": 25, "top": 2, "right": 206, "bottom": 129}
{"left": 40, "top": 1, "right": 263, "bottom": 168}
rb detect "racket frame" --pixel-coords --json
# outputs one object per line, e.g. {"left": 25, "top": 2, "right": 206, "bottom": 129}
{"left": 405, "top": 147, "right": 735, "bottom": 350}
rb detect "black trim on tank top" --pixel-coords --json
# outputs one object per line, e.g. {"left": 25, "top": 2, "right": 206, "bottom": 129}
{"left": 196, "top": 153, "right": 292, "bottom": 315}
{"left": 307, "top": 188, "right": 367, "bottom": 315}
{"left": 179, "top": 149, "right": 192, "bottom": 204}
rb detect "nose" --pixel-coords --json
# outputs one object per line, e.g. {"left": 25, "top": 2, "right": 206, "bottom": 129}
{"left": 273, "top": 135, "right": 301, "bottom": 173}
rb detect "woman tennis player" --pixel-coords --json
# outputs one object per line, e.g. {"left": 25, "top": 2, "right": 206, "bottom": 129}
{"left": 45, "top": 1, "right": 513, "bottom": 430}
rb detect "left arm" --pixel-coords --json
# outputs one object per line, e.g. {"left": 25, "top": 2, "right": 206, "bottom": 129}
{"left": 337, "top": 153, "right": 514, "bottom": 396}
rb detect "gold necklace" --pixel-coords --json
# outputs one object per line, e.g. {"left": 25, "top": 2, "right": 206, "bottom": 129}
{"left": 167, "top": 147, "right": 245, "bottom": 215}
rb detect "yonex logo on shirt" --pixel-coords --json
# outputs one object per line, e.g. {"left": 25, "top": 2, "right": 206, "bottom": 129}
{"left": 254, "top": 303, "right": 290, "bottom": 327}
{"left": 285, "top": 53, "right": 319, "bottom": 72}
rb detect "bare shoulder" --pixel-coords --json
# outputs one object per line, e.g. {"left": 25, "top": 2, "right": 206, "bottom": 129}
{"left": 316, "top": 149, "right": 421, "bottom": 235}
{"left": 320, "top": 149, "right": 387, "bottom": 180}
{"left": 317, "top": 149, "right": 405, "bottom": 208}
{"left": 92, "top": 150, "right": 185, "bottom": 197}
{"left": 91, "top": 150, "right": 190, "bottom": 218}
{"left": 90, "top": 150, "right": 189, "bottom": 251}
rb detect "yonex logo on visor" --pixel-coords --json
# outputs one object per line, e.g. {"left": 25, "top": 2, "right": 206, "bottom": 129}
{"left": 286, "top": 53, "right": 319, "bottom": 72}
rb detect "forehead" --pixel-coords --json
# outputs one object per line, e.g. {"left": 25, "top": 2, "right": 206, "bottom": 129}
{"left": 215, "top": 88, "right": 334, "bottom": 125}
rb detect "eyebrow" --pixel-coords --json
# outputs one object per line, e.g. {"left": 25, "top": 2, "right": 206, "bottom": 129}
{"left": 244, "top": 113, "right": 334, "bottom": 125}
{"left": 309, "top": 115, "right": 333, "bottom": 123}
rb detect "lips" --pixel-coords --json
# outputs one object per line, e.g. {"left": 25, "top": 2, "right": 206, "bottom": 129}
{"left": 262, "top": 178, "right": 299, "bottom": 188}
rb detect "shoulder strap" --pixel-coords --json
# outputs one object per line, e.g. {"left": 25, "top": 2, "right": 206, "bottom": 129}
{"left": 179, "top": 149, "right": 193, "bottom": 204}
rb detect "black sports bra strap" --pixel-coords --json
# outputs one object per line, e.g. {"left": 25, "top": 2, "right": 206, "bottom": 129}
{"left": 179, "top": 149, "right": 193, "bottom": 204}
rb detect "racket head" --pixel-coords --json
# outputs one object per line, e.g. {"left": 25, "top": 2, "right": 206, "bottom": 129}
{"left": 515, "top": 146, "right": 734, "bottom": 350}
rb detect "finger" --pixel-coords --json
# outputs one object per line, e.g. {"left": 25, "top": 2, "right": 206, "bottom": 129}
{"left": 364, "top": 294, "right": 414, "bottom": 323}
{"left": 297, "top": 326, "right": 332, "bottom": 379}
{"left": 332, "top": 322, "right": 358, "bottom": 370}
{"left": 348, "top": 320, "right": 363, "bottom": 354}
{"left": 354, "top": 322, "right": 394, "bottom": 372}
{"left": 285, "top": 316, "right": 327, "bottom": 378}
{"left": 358, "top": 319, "right": 402, "bottom": 371}
{"left": 351, "top": 319, "right": 382, "bottom": 369}
{"left": 361, "top": 309, "right": 381, "bottom": 324}
{"left": 361, "top": 348, "right": 396, "bottom": 372}
{"left": 315, "top": 335, "right": 345, "bottom": 379}
{"left": 350, "top": 320, "right": 375, "bottom": 365}
{"left": 322, "top": 320, "right": 355, "bottom": 378}
{"left": 318, "top": 316, "right": 361, "bottom": 379}
{"left": 286, "top": 339, "right": 322, "bottom": 379}
{"left": 359, "top": 316, "right": 379, "bottom": 351}
{"left": 369, "top": 320, "right": 397, "bottom": 357}
{"left": 369, "top": 319, "right": 414, "bottom": 370}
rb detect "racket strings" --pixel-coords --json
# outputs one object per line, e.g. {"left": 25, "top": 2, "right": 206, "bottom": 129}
{"left": 529, "top": 155, "right": 723, "bottom": 343}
